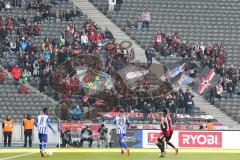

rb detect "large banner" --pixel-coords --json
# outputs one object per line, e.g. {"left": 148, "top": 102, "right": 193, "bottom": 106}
{"left": 142, "top": 130, "right": 240, "bottom": 149}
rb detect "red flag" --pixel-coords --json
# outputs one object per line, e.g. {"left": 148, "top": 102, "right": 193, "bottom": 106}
{"left": 197, "top": 69, "right": 215, "bottom": 94}
{"left": 82, "top": 96, "right": 89, "bottom": 102}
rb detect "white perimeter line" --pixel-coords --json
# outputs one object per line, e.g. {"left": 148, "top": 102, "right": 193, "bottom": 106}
{"left": 0, "top": 152, "right": 38, "bottom": 160}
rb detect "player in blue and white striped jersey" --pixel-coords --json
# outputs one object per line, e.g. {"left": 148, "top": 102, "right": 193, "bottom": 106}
{"left": 113, "top": 109, "right": 130, "bottom": 155}
{"left": 35, "top": 108, "right": 55, "bottom": 157}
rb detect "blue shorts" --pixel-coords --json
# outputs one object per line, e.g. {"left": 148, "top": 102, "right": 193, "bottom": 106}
{"left": 117, "top": 134, "right": 125, "bottom": 139}
{"left": 39, "top": 134, "right": 48, "bottom": 143}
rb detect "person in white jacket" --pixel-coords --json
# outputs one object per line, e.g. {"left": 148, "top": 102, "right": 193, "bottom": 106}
{"left": 108, "top": 0, "right": 116, "bottom": 11}
{"left": 81, "top": 32, "right": 89, "bottom": 49}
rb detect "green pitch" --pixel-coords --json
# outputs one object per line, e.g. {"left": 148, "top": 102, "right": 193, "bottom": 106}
{"left": 0, "top": 148, "right": 240, "bottom": 160}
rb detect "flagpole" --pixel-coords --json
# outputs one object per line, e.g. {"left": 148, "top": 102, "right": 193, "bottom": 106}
{"left": 58, "top": 131, "right": 61, "bottom": 148}
{"left": 58, "top": 118, "right": 61, "bottom": 148}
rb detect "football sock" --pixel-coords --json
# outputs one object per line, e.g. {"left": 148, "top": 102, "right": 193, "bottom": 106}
{"left": 39, "top": 143, "right": 43, "bottom": 150}
{"left": 119, "top": 140, "right": 123, "bottom": 148}
{"left": 156, "top": 143, "right": 162, "bottom": 149}
{"left": 43, "top": 143, "right": 47, "bottom": 150}
{"left": 162, "top": 143, "right": 165, "bottom": 153}
{"left": 121, "top": 139, "right": 128, "bottom": 149}
{"left": 122, "top": 143, "right": 127, "bottom": 149}
{"left": 157, "top": 142, "right": 164, "bottom": 153}
{"left": 167, "top": 142, "right": 176, "bottom": 149}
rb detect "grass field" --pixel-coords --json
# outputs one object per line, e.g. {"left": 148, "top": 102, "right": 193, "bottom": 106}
{"left": 0, "top": 148, "right": 240, "bottom": 160}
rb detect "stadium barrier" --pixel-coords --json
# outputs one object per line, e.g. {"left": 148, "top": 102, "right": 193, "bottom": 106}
{"left": 1, "top": 124, "right": 240, "bottom": 149}
{"left": 142, "top": 130, "right": 240, "bottom": 149}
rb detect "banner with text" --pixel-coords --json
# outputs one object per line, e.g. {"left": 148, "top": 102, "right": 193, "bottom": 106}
{"left": 142, "top": 130, "right": 240, "bottom": 149}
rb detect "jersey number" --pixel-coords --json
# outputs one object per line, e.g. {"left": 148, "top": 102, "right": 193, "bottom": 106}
{"left": 118, "top": 118, "right": 124, "bottom": 126}
{"left": 40, "top": 117, "right": 44, "bottom": 124}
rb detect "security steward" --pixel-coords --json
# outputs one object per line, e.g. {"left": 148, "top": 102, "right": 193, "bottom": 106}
{"left": 2, "top": 115, "right": 13, "bottom": 147}
{"left": 23, "top": 114, "right": 34, "bottom": 147}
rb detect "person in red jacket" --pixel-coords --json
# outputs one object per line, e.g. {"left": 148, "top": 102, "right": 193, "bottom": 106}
{"left": 11, "top": 64, "right": 21, "bottom": 83}
{"left": 6, "top": 18, "right": 13, "bottom": 35}
{"left": 33, "top": 22, "right": 40, "bottom": 36}
{"left": 88, "top": 31, "right": 96, "bottom": 42}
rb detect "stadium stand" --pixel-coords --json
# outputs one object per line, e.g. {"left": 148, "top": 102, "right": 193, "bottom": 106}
{"left": 0, "top": 0, "right": 239, "bottom": 131}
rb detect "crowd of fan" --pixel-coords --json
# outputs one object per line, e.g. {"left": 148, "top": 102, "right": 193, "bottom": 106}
{"left": 0, "top": 1, "right": 211, "bottom": 122}
{"left": 152, "top": 30, "right": 238, "bottom": 106}
{"left": 122, "top": 8, "right": 237, "bottom": 118}
{"left": 26, "top": 0, "right": 85, "bottom": 22}
{"left": 118, "top": 87, "right": 195, "bottom": 121}
{"left": 0, "top": 1, "right": 137, "bottom": 107}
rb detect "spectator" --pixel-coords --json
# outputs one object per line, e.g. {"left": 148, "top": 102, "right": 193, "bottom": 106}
{"left": 57, "top": 101, "right": 70, "bottom": 121}
{"left": 51, "top": 0, "right": 59, "bottom": 5}
{"left": 184, "top": 88, "right": 194, "bottom": 112}
{"left": 11, "top": 64, "right": 21, "bottom": 84}
{"left": 80, "top": 125, "right": 93, "bottom": 148}
{"left": 141, "top": 9, "right": 150, "bottom": 29}
{"left": 9, "top": 39, "right": 17, "bottom": 53}
{"left": 2, "top": 37, "right": 11, "bottom": 53}
{"left": 33, "top": 22, "right": 40, "bottom": 36}
{"left": 166, "top": 32, "right": 172, "bottom": 47}
{"left": 5, "top": 1, "right": 11, "bottom": 11}
{"left": 154, "top": 32, "right": 165, "bottom": 51}
{"left": 106, "top": 61, "right": 114, "bottom": 74}
{"left": 108, "top": 0, "right": 116, "bottom": 11}
{"left": 186, "top": 94, "right": 194, "bottom": 115}
{"left": 145, "top": 46, "right": 153, "bottom": 67}
{"left": 104, "top": 28, "right": 113, "bottom": 40}
{"left": 209, "top": 86, "right": 215, "bottom": 105}
{"left": 193, "top": 43, "right": 202, "bottom": 60}
{"left": 61, "top": 129, "right": 72, "bottom": 147}
{"left": 206, "top": 120, "right": 214, "bottom": 130}
{"left": 129, "top": 48, "right": 135, "bottom": 65}
{"left": 75, "top": 7, "right": 84, "bottom": 18}
{"left": 135, "top": 11, "right": 143, "bottom": 30}
{"left": 34, "top": 13, "right": 42, "bottom": 23}
{"left": 42, "top": 47, "right": 51, "bottom": 61}
{"left": 65, "top": 9, "right": 72, "bottom": 21}
{"left": 69, "top": 105, "right": 82, "bottom": 120}
{"left": 32, "top": 60, "right": 39, "bottom": 77}
{"left": 97, "top": 123, "right": 109, "bottom": 148}
{"left": 5, "top": 17, "right": 14, "bottom": 35}
{"left": 0, "top": 26, "right": 8, "bottom": 43}
{"left": 81, "top": 32, "right": 89, "bottom": 49}
{"left": 0, "top": 1, "right": 4, "bottom": 11}
{"left": 20, "top": 68, "right": 31, "bottom": 84}
{"left": 215, "top": 84, "right": 223, "bottom": 102}
{"left": 115, "top": 0, "right": 123, "bottom": 11}
{"left": 71, "top": 41, "right": 80, "bottom": 56}
{"left": 226, "top": 79, "right": 233, "bottom": 98}
{"left": 19, "top": 37, "right": 29, "bottom": 53}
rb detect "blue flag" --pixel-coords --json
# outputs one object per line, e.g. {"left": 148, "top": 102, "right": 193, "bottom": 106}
{"left": 170, "top": 63, "right": 186, "bottom": 78}
{"left": 178, "top": 74, "right": 193, "bottom": 85}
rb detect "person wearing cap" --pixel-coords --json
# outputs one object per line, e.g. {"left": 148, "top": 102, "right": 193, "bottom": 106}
{"left": 97, "top": 123, "right": 109, "bottom": 148}
{"left": 80, "top": 124, "right": 93, "bottom": 148}
{"left": 23, "top": 114, "right": 34, "bottom": 147}
{"left": 2, "top": 115, "right": 13, "bottom": 147}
